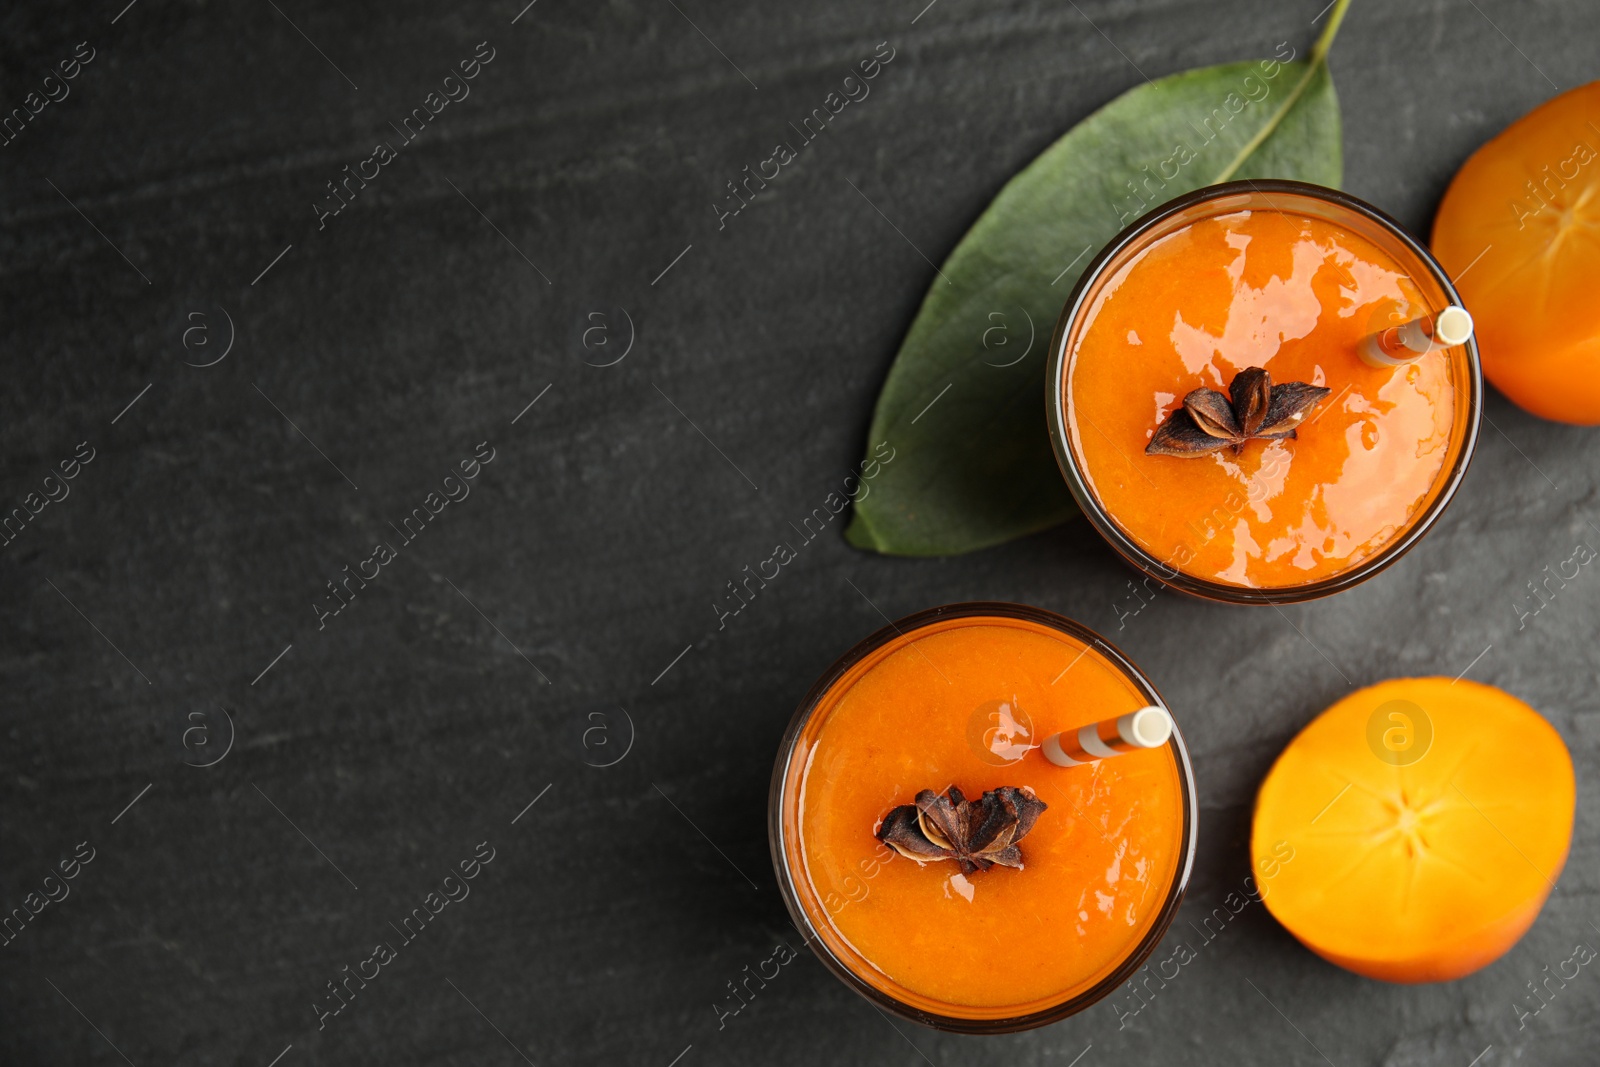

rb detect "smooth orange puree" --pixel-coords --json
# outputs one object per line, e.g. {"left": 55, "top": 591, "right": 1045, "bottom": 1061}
{"left": 1067, "top": 210, "right": 1462, "bottom": 588}
{"left": 792, "top": 617, "right": 1185, "bottom": 1016}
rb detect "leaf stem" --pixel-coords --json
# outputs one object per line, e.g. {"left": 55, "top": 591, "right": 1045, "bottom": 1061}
{"left": 1212, "top": 0, "right": 1353, "bottom": 184}
{"left": 1311, "top": 0, "right": 1354, "bottom": 65}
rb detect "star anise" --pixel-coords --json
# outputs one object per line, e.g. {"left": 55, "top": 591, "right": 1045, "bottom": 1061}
{"left": 1146, "top": 367, "right": 1332, "bottom": 457}
{"left": 874, "top": 785, "right": 1047, "bottom": 874}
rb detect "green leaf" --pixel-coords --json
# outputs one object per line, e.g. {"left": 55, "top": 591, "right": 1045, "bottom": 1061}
{"left": 846, "top": 16, "right": 1348, "bottom": 557}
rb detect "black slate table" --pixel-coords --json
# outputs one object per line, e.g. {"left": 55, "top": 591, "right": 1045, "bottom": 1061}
{"left": 2, "top": 1, "right": 1595, "bottom": 1064}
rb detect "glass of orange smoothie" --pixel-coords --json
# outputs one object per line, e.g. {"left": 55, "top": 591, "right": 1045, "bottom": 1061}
{"left": 769, "top": 602, "right": 1196, "bottom": 1031}
{"left": 1048, "top": 180, "right": 1482, "bottom": 603}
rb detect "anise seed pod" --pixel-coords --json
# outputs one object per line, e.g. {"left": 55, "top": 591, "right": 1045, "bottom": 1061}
{"left": 875, "top": 785, "right": 1048, "bottom": 875}
{"left": 1146, "top": 367, "right": 1333, "bottom": 458}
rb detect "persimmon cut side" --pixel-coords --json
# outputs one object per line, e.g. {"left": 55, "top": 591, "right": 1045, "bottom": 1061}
{"left": 1432, "top": 81, "right": 1600, "bottom": 424}
{"left": 1251, "top": 678, "right": 1574, "bottom": 983}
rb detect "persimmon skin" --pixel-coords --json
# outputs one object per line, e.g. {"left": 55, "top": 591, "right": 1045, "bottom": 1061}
{"left": 1433, "top": 81, "right": 1600, "bottom": 424}
{"left": 1251, "top": 678, "right": 1574, "bottom": 984}
{"left": 1299, "top": 894, "right": 1554, "bottom": 985}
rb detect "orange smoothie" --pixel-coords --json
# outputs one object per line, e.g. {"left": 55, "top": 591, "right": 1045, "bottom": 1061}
{"left": 772, "top": 607, "right": 1192, "bottom": 1026}
{"left": 1063, "top": 204, "right": 1474, "bottom": 592}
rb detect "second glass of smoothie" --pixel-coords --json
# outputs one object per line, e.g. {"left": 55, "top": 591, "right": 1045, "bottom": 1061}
{"left": 769, "top": 602, "right": 1197, "bottom": 1031}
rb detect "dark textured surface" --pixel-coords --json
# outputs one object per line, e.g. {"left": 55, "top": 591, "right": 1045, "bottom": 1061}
{"left": 1, "top": 1, "right": 1596, "bottom": 1064}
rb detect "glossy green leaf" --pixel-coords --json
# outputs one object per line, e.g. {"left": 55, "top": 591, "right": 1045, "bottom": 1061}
{"left": 846, "top": 19, "right": 1347, "bottom": 556}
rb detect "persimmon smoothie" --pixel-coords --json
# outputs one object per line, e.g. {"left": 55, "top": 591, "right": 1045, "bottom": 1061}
{"left": 1062, "top": 201, "right": 1475, "bottom": 591}
{"left": 773, "top": 609, "right": 1191, "bottom": 1024}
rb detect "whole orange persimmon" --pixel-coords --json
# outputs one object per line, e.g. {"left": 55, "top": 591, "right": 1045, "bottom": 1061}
{"left": 1433, "top": 82, "right": 1600, "bottom": 424}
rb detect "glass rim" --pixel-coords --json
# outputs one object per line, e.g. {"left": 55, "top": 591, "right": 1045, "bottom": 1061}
{"left": 766, "top": 601, "right": 1199, "bottom": 1033}
{"left": 1045, "top": 179, "right": 1485, "bottom": 605}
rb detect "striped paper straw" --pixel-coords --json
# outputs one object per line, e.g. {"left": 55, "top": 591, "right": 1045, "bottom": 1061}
{"left": 1359, "top": 305, "right": 1473, "bottom": 368}
{"left": 1041, "top": 706, "right": 1173, "bottom": 767}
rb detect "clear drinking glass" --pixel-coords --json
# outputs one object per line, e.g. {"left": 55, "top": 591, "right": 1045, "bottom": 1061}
{"left": 768, "top": 602, "right": 1198, "bottom": 1032}
{"left": 1046, "top": 180, "right": 1482, "bottom": 604}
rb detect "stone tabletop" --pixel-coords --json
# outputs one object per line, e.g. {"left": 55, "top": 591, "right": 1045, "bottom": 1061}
{"left": 1, "top": 1, "right": 1594, "bottom": 1064}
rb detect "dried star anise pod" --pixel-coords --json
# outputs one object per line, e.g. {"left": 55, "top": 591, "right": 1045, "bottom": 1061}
{"left": 1146, "top": 367, "right": 1332, "bottom": 457}
{"left": 875, "top": 785, "right": 1047, "bottom": 875}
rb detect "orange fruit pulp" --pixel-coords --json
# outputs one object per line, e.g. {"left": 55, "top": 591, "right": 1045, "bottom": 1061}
{"left": 1066, "top": 208, "right": 1473, "bottom": 589}
{"left": 1433, "top": 81, "right": 1600, "bottom": 424}
{"left": 1251, "top": 677, "right": 1574, "bottom": 983}
{"left": 778, "top": 614, "right": 1187, "bottom": 1020}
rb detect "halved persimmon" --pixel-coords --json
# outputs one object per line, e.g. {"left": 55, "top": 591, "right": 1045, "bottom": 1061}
{"left": 1433, "top": 82, "right": 1600, "bottom": 423}
{"left": 1251, "top": 677, "right": 1574, "bottom": 983}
